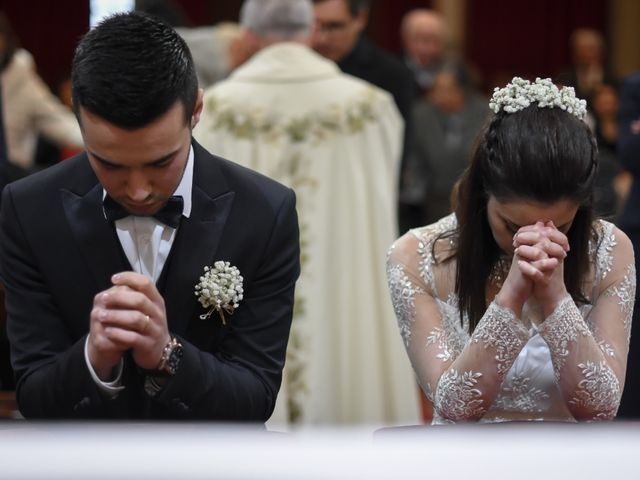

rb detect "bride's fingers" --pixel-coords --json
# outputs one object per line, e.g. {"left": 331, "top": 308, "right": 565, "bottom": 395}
{"left": 513, "top": 231, "right": 545, "bottom": 247}
{"left": 515, "top": 245, "right": 548, "bottom": 261}
{"left": 517, "top": 260, "right": 545, "bottom": 281}
{"left": 535, "top": 239, "right": 567, "bottom": 259}
{"left": 515, "top": 242, "right": 564, "bottom": 262}
{"left": 514, "top": 223, "right": 570, "bottom": 251}
{"left": 529, "top": 257, "right": 559, "bottom": 272}
{"left": 543, "top": 229, "right": 570, "bottom": 252}
{"left": 514, "top": 230, "right": 570, "bottom": 255}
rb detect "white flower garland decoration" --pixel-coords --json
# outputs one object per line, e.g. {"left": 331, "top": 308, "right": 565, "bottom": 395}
{"left": 489, "top": 77, "right": 587, "bottom": 119}
{"left": 195, "top": 261, "right": 244, "bottom": 324}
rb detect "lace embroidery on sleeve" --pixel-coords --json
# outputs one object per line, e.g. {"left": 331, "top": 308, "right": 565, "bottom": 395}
{"left": 603, "top": 263, "right": 636, "bottom": 342}
{"left": 597, "top": 340, "right": 615, "bottom": 357}
{"left": 594, "top": 221, "right": 617, "bottom": 283}
{"left": 434, "top": 370, "right": 484, "bottom": 420}
{"left": 426, "top": 327, "right": 459, "bottom": 362}
{"left": 415, "top": 214, "right": 457, "bottom": 295}
{"left": 471, "top": 301, "right": 530, "bottom": 375}
{"left": 568, "top": 361, "right": 620, "bottom": 421}
{"left": 426, "top": 301, "right": 467, "bottom": 362}
{"left": 386, "top": 262, "right": 424, "bottom": 347}
{"left": 538, "top": 296, "right": 589, "bottom": 380}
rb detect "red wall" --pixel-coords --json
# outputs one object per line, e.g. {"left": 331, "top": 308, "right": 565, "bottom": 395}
{"left": 0, "top": 1, "right": 89, "bottom": 87}
{"left": 466, "top": 0, "right": 608, "bottom": 91}
{"left": 0, "top": 0, "right": 609, "bottom": 92}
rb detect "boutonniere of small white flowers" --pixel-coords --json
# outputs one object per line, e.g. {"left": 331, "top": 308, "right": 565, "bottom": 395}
{"left": 195, "top": 261, "right": 244, "bottom": 325}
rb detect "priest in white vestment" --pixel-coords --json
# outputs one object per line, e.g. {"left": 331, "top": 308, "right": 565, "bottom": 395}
{"left": 194, "top": 0, "right": 420, "bottom": 426}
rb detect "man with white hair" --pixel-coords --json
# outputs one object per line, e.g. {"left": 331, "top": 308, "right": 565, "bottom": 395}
{"left": 195, "top": 0, "right": 420, "bottom": 426}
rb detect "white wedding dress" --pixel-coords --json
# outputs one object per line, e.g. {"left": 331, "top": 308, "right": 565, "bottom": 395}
{"left": 387, "top": 214, "right": 636, "bottom": 424}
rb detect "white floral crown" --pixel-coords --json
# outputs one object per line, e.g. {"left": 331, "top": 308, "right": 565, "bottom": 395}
{"left": 489, "top": 77, "right": 587, "bottom": 120}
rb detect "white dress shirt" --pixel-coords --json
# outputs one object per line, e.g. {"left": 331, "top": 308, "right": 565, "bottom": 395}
{"left": 84, "top": 146, "right": 194, "bottom": 394}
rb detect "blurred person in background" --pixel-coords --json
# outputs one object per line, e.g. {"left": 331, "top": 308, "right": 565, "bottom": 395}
{"left": 310, "top": 0, "right": 413, "bottom": 124}
{"left": 195, "top": 0, "right": 419, "bottom": 426}
{"left": 400, "top": 9, "right": 447, "bottom": 98}
{"left": 409, "top": 63, "right": 488, "bottom": 225}
{"left": 0, "top": 11, "right": 82, "bottom": 180}
{"left": 310, "top": 0, "right": 417, "bottom": 233}
{"left": 176, "top": 22, "right": 247, "bottom": 89}
{"left": 588, "top": 83, "right": 626, "bottom": 222}
{"left": 557, "top": 28, "right": 618, "bottom": 101}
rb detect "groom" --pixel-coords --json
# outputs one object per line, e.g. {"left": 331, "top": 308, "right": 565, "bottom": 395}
{"left": 0, "top": 12, "right": 300, "bottom": 420}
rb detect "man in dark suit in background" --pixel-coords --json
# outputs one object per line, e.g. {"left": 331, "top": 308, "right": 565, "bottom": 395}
{"left": 0, "top": 12, "right": 300, "bottom": 420}
{"left": 310, "top": 0, "right": 413, "bottom": 123}
{"left": 310, "top": 0, "right": 417, "bottom": 232}
{"left": 616, "top": 72, "right": 640, "bottom": 418}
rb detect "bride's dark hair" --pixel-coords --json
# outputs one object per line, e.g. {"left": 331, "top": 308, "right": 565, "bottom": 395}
{"left": 451, "top": 105, "right": 598, "bottom": 331}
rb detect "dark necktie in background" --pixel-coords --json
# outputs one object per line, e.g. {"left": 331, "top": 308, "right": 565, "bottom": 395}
{"left": 103, "top": 195, "right": 184, "bottom": 229}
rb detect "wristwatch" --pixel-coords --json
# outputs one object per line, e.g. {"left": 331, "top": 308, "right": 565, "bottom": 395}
{"left": 143, "top": 336, "right": 183, "bottom": 397}
{"left": 157, "top": 336, "right": 184, "bottom": 376}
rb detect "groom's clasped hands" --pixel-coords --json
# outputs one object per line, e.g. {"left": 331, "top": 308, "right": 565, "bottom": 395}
{"left": 88, "top": 272, "right": 171, "bottom": 381}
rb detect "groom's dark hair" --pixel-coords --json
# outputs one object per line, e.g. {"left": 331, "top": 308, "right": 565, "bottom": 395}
{"left": 71, "top": 11, "right": 198, "bottom": 129}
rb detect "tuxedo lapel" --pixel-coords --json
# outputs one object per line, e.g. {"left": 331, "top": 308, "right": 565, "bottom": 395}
{"left": 159, "top": 145, "right": 235, "bottom": 336}
{"left": 62, "top": 183, "right": 131, "bottom": 292}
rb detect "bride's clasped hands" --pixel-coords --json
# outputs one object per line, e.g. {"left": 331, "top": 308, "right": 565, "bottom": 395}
{"left": 498, "top": 221, "right": 571, "bottom": 318}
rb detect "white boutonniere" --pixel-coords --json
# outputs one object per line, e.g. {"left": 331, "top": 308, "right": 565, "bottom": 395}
{"left": 195, "top": 261, "right": 244, "bottom": 325}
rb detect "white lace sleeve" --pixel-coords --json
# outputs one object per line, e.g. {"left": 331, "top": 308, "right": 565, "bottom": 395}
{"left": 538, "top": 225, "right": 635, "bottom": 421}
{"left": 387, "top": 227, "right": 529, "bottom": 422}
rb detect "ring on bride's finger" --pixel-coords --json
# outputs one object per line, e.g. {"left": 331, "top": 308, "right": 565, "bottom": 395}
{"left": 142, "top": 314, "right": 150, "bottom": 332}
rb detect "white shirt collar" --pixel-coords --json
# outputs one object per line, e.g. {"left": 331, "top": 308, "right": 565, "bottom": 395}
{"left": 174, "top": 144, "right": 194, "bottom": 218}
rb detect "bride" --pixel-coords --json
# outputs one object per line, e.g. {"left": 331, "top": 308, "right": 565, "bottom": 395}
{"left": 387, "top": 77, "right": 635, "bottom": 424}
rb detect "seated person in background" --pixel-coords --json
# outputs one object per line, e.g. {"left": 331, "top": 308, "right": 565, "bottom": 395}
{"left": 387, "top": 77, "right": 635, "bottom": 424}
{"left": 0, "top": 12, "right": 300, "bottom": 420}
{"left": 409, "top": 63, "right": 488, "bottom": 225}
{"left": 0, "top": 12, "right": 82, "bottom": 179}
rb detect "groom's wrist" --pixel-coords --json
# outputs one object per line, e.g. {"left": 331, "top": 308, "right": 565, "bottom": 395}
{"left": 139, "top": 336, "right": 184, "bottom": 396}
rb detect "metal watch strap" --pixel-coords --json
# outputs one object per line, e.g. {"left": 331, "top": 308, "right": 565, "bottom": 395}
{"left": 143, "top": 336, "right": 183, "bottom": 397}
{"left": 157, "top": 336, "right": 182, "bottom": 374}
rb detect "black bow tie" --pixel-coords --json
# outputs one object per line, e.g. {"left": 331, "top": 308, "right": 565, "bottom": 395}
{"left": 103, "top": 195, "right": 184, "bottom": 229}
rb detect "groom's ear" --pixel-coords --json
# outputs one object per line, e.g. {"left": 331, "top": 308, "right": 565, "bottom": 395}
{"left": 191, "top": 88, "right": 204, "bottom": 129}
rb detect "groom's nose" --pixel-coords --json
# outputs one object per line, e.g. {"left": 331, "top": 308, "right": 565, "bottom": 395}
{"left": 125, "top": 170, "right": 152, "bottom": 202}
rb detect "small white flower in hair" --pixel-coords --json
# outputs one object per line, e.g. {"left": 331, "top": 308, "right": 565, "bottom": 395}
{"left": 489, "top": 77, "right": 587, "bottom": 119}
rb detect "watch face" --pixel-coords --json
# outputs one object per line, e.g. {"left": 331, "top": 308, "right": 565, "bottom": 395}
{"left": 165, "top": 344, "right": 184, "bottom": 375}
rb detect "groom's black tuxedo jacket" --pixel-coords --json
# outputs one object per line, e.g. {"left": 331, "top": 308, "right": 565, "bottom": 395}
{"left": 0, "top": 141, "right": 300, "bottom": 420}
